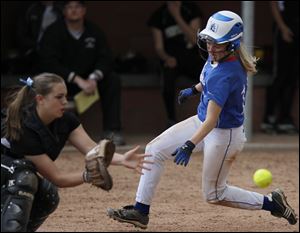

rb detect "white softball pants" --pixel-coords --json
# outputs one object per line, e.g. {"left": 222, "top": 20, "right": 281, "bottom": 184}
{"left": 136, "top": 115, "right": 264, "bottom": 210}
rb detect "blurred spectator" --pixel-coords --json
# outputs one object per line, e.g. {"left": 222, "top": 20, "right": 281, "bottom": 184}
{"left": 147, "top": 1, "right": 205, "bottom": 128}
{"left": 37, "top": 1, "right": 125, "bottom": 145}
{"left": 261, "top": 1, "right": 299, "bottom": 134}
{"left": 2, "top": 1, "right": 62, "bottom": 75}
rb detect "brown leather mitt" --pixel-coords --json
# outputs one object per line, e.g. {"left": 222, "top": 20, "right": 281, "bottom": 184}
{"left": 84, "top": 139, "right": 115, "bottom": 191}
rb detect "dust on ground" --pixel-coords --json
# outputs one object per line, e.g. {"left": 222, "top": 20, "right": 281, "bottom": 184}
{"left": 38, "top": 149, "right": 299, "bottom": 232}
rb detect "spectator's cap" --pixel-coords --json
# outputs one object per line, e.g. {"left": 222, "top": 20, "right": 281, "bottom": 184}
{"left": 63, "top": 1, "right": 85, "bottom": 7}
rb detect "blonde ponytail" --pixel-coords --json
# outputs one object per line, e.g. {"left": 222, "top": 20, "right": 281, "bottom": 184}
{"left": 237, "top": 43, "right": 259, "bottom": 75}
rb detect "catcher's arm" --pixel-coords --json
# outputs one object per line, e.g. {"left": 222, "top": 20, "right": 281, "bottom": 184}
{"left": 83, "top": 142, "right": 153, "bottom": 190}
{"left": 68, "top": 125, "right": 153, "bottom": 190}
{"left": 68, "top": 124, "right": 97, "bottom": 154}
{"left": 68, "top": 126, "right": 114, "bottom": 190}
{"left": 68, "top": 125, "right": 153, "bottom": 173}
{"left": 25, "top": 154, "right": 85, "bottom": 188}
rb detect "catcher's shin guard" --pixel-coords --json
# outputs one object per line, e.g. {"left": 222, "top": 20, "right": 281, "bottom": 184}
{"left": 1, "top": 169, "right": 38, "bottom": 232}
{"left": 27, "top": 179, "right": 60, "bottom": 232}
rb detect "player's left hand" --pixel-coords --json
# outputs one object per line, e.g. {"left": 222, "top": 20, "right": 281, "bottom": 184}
{"left": 172, "top": 140, "right": 195, "bottom": 166}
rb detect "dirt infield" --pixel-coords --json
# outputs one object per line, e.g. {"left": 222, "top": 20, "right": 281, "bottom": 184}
{"left": 38, "top": 148, "right": 299, "bottom": 232}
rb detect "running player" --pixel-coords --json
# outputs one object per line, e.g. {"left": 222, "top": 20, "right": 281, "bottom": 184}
{"left": 107, "top": 10, "right": 297, "bottom": 229}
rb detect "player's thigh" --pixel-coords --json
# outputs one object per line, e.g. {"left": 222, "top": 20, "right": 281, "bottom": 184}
{"left": 202, "top": 127, "right": 245, "bottom": 180}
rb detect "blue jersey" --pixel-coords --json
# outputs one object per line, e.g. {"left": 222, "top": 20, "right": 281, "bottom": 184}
{"left": 197, "top": 56, "right": 247, "bottom": 128}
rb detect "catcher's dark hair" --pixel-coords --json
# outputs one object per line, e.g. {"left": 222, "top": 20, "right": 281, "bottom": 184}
{"left": 5, "top": 73, "right": 64, "bottom": 141}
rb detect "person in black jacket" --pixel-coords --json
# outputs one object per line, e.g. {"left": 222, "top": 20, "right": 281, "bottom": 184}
{"left": 38, "top": 1, "right": 125, "bottom": 145}
{"left": 147, "top": 1, "right": 205, "bottom": 128}
{"left": 261, "top": 1, "right": 299, "bottom": 134}
{"left": 2, "top": 1, "right": 62, "bottom": 75}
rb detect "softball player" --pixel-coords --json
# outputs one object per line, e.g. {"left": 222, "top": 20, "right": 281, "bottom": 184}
{"left": 1, "top": 73, "right": 152, "bottom": 232}
{"left": 107, "top": 11, "right": 297, "bottom": 229}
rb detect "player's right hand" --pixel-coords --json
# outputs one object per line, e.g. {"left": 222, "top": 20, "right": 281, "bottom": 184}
{"left": 178, "top": 87, "right": 194, "bottom": 104}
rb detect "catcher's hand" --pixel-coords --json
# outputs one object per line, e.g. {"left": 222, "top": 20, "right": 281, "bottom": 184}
{"left": 84, "top": 139, "right": 115, "bottom": 191}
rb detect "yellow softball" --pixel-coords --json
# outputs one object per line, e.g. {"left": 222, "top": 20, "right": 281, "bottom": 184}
{"left": 253, "top": 169, "right": 272, "bottom": 188}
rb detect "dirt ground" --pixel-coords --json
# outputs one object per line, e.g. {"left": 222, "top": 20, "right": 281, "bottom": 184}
{"left": 38, "top": 148, "right": 299, "bottom": 232}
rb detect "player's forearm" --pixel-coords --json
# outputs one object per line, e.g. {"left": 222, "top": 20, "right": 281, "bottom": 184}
{"left": 195, "top": 83, "right": 203, "bottom": 92}
{"left": 190, "top": 118, "right": 216, "bottom": 145}
{"left": 190, "top": 100, "right": 221, "bottom": 145}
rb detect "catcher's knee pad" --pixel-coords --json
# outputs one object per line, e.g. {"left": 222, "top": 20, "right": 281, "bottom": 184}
{"left": 1, "top": 169, "right": 38, "bottom": 232}
{"left": 27, "top": 179, "right": 59, "bottom": 232}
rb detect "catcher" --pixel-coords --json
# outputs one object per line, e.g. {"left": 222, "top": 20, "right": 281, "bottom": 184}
{"left": 1, "top": 73, "right": 153, "bottom": 232}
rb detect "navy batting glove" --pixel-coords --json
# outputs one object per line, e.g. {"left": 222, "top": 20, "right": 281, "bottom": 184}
{"left": 172, "top": 140, "right": 195, "bottom": 166}
{"left": 178, "top": 85, "right": 199, "bottom": 105}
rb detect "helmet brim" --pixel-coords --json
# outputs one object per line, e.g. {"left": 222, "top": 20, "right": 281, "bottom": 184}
{"left": 199, "top": 29, "right": 243, "bottom": 45}
{"left": 199, "top": 29, "right": 231, "bottom": 44}
{"left": 199, "top": 29, "right": 218, "bottom": 42}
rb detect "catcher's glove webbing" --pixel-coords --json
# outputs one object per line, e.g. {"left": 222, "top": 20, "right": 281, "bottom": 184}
{"left": 84, "top": 139, "right": 115, "bottom": 191}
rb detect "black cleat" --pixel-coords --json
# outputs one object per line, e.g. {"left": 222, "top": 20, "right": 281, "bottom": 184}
{"left": 107, "top": 205, "right": 149, "bottom": 229}
{"left": 269, "top": 188, "right": 298, "bottom": 225}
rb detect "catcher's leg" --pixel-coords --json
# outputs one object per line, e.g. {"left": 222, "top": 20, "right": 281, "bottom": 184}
{"left": 27, "top": 178, "right": 60, "bottom": 232}
{"left": 1, "top": 168, "right": 38, "bottom": 232}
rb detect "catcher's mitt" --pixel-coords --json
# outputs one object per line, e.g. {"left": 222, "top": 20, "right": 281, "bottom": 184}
{"left": 84, "top": 139, "right": 115, "bottom": 191}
